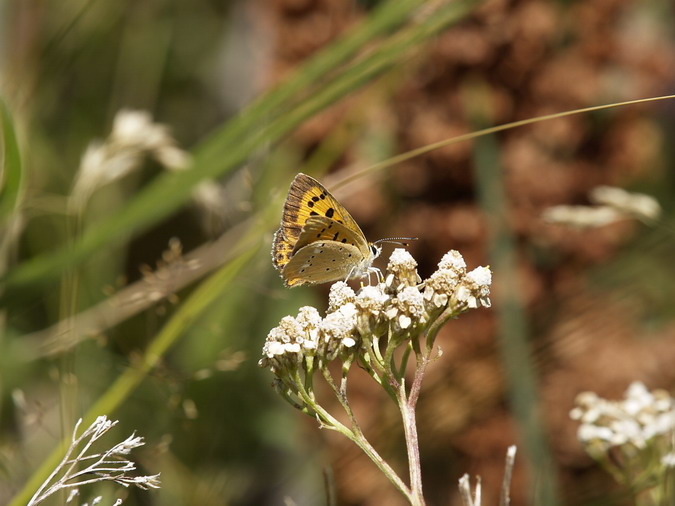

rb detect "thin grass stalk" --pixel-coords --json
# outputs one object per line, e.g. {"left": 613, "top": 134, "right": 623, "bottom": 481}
{"left": 468, "top": 83, "right": 559, "bottom": 505}
{"left": 0, "top": 98, "right": 24, "bottom": 221}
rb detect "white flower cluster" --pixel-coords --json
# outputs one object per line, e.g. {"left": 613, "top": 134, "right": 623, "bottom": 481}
{"left": 542, "top": 186, "right": 660, "bottom": 228}
{"left": 570, "top": 382, "right": 675, "bottom": 458}
{"left": 71, "top": 109, "right": 191, "bottom": 210}
{"left": 260, "top": 249, "right": 491, "bottom": 374}
{"left": 590, "top": 186, "right": 661, "bottom": 222}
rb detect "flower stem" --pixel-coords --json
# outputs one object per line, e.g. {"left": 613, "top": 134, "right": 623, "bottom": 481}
{"left": 294, "top": 370, "right": 413, "bottom": 500}
{"left": 398, "top": 386, "right": 425, "bottom": 506}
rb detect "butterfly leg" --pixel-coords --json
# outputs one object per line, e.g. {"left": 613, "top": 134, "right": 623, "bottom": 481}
{"left": 345, "top": 265, "right": 357, "bottom": 283}
{"left": 367, "top": 266, "right": 383, "bottom": 285}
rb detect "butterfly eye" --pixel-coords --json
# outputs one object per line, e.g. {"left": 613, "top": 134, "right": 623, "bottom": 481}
{"left": 370, "top": 244, "right": 382, "bottom": 258}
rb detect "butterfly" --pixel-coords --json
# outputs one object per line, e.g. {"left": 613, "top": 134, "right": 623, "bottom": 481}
{"left": 272, "top": 173, "right": 398, "bottom": 287}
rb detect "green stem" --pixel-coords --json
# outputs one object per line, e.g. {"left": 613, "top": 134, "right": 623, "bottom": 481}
{"left": 292, "top": 370, "right": 412, "bottom": 500}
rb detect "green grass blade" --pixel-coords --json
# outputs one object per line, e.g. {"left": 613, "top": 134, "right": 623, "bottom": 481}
{"left": 194, "top": 0, "right": 426, "bottom": 166}
{"left": 469, "top": 83, "right": 560, "bottom": 505}
{"left": 0, "top": 98, "right": 24, "bottom": 222}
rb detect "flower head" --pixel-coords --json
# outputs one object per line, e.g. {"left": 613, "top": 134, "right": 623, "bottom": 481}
{"left": 71, "top": 109, "right": 190, "bottom": 211}
{"left": 261, "top": 249, "right": 491, "bottom": 389}
{"left": 328, "top": 281, "right": 356, "bottom": 313}
{"left": 571, "top": 382, "right": 675, "bottom": 455}
{"left": 590, "top": 186, "right": 661, "bottom": 222}
{"left": 385, "top": 248, "right": 420, "bottom": 292}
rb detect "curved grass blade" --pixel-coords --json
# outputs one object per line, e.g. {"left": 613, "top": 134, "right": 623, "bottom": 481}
{"left": 0, "top": 98, "right": 24, "bottom": 222}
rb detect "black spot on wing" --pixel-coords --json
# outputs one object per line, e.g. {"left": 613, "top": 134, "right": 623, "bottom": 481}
{"left": 325, "top": 208, "right": 335, "bottom": 218}
{"left": 310, "top": 211, "right": 319, "bottom": 216}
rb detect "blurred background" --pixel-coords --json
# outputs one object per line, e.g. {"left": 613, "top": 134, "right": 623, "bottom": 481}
{"left": 2, "top": 0, "right": 675, "bottom": 504}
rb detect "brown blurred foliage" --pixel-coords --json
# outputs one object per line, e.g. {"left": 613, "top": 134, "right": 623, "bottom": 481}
{"left": 258, "top": 0, "right": 675, "bottom": 504}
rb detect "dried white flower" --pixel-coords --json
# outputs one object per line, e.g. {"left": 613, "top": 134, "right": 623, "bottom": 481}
{"left": 543, "top": 186, "right": 660, "bottom": 229}
{"left": 71, "top": 109, "right": 190, "bottom": 210}
{"left": 590, "top": 186, "right": 661, "bottom": 221}
{"left": 542, "top": 205, "right": 623, "bottom": 228}
{"left": 28, "top": 416, "right": 160, "bottom": 506}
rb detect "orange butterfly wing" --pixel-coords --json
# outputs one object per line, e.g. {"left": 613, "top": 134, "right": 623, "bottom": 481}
{"left": 272, "top": 173, "right": 366, "bottom": 274}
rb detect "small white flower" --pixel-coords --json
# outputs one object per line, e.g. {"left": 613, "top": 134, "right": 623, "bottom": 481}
{"left": 318, "top": 303, "right": 359, "bottom": 359}
{"left": 662, "top": 452, "right": 675, "bottom": 468}
{"left": 342, "top": 337, "right": 356, "bottom": 348}
{"left": 356, "top": 285, "right": 389, "bottom": 314}
{"left": 437, "top": 250, "right": 466, "bottom": 271}
{"left": 572, "top": 381, "right": 675, "bottom": 468}
{"left": 466, "top": 266, "right": 492, "bottom": 287}
{"left": 542, "top": 205, "right": 623, "bottom": 228}
{"left": 321, "top": 303, "right": 358, "bottom": 339}
{"left": 328, "top": 281, "right": 356, "bottom": 312}
{"left": 578, "top": 424, "right": 615, "bottom": 444}
{"left": 590, "top": 186, "right": 660, "bottom": 221}
{"left": 388, "top": 248, "right": 418, "bottom": 272}
{"left": 386, "top": 286, "right": 426, "bottom": 329}
{"left": 398, "top": 315, "right": 412, "bottom": 329}
{"left": 285, "top": 342, "right": 301, "bottom": 353}
{"left": 385, "top": 248, "right": 419, "bottom": 290}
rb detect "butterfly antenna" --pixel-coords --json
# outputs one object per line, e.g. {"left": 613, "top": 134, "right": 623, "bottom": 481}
{"left": 373, "top": 237, "right": 418, "bottom": 247}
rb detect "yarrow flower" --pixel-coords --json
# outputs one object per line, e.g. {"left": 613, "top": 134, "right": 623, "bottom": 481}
{"left": 261, "top": 249, "right": 492, "bottom": 503}
{"left": 570, "top": 382, "right": 675, "bottom": 453}
{"left": 543, "top": 186, "right": 661, "bottom": 228}
{"left": 260, "top": 249, "right": 491, "bottom": 396}
{"left": 570, "top": 382, "right": 675, "bottom": 500}
{"left": 590, "top": 186, "right": 661, "bottom": 222}
{"left": 385, "top": 286, "right": 427, "bottom": 330}
{"left": 385, "top": 248, "right": 420, "bottom": 291}
{"left": 328, "top": 281, "right": 357, "bottom": 313}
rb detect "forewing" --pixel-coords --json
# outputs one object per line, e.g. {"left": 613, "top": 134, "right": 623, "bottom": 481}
{"left": 272, "top": 173, "right": 366, "bottom": 272}
{"left": 293, "top": 216, "right": 369, "bottom": 255}
{"left": 282, "top": 241, "right": 364, "bottom": 287}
